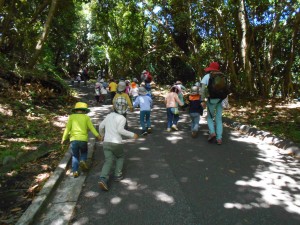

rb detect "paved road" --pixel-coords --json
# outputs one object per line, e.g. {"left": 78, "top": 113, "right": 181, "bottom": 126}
{"left": 60, "top": 82, "right": 300, "bottom": 225}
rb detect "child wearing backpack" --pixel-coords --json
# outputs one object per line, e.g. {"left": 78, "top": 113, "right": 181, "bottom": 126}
{"left": 187, "top": 86, "right": 204, "bottom": 138}
{"left": 200, "top": 62, "right": 229, "bottom": 145}
{"left": 98, "top": 97, "right": 138, "bottom": 191}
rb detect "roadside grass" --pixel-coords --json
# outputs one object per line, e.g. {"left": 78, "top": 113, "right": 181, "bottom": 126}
{"left": 0, "top": 84, "right": 77, "bottom": 169}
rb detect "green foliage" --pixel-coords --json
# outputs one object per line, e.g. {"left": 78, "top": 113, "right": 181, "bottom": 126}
{"left": 0, "top": 0, "right": 299, "bottom": 91}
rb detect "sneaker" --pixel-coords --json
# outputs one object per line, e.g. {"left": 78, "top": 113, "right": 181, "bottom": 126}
{"left": 166, "top": 128, "right": 171, "bottom": 132}
{"left": 98, "top": 177, "right": 109, "bottom": 191}
{"left": 191, "top": 131, "right": 197, "bottom": 138}
{"left": 216, "top": 139, "right": 222, "bottom": 145}
{"left": 147, "top": 127, "right": 152, "bottom": 133}
{"left": 208, "top": 133, "right": 216, "bottom": 143}
{"left": 171, "top": 124, "right": 178, "bottom": 131}
{"left": 73, "top": 171, "right": 79, "bottom": 178}
{"left": 79, "top": 161, "right": 89, "bottom": 171}
{"left": 141, "top": 130, "right": 148, "bottom": 136}
{"left": 114, "top": 175, "right": 123, "bottom": 182}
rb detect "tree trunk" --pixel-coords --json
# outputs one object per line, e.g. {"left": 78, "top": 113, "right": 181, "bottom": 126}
{"left": 264, "top": 0, "right": 283, "bottom": 97}
{"left": 238, "top": 0, "right": 252, "bottom": 93}
{"left": 215, "top": 8, "right": 238, "bottom": 90}
{"left": 28, "top": 0, "right": 59, "bottom": 69}
{"left": 282, "top": 11, "right": 300, "bottom": 97}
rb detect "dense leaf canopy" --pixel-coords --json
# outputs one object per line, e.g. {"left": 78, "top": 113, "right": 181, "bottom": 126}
{"left": 1, "top": 0, "right": 299, "bottom": 98}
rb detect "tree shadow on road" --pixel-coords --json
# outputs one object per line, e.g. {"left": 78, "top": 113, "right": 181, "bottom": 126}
{"left": 70, "top": 88, "right": 300, "bottom": 225}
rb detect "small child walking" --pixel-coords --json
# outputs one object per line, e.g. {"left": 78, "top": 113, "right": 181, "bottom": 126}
{"left": 95, "top": 82, "right": 101, "bottom": 103}
{"left": 188, "top": 86, "right": 204, "bottom": 138}
{"left": 129, "top": 82, "right": 139, "bottom": 103}
{"left": 61, "top": 102, "right": 102, "bottom": 178}
{"left": 133, "top": 87, "right": 153, "bottom": 135}
{"left": 98, "top": 97, "right": 138, "bottom": 191}
{"left": 165, "top": 85, "right": 184, "bottom": 131}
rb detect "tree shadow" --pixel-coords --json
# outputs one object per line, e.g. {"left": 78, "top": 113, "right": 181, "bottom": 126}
{"left": 70, "top": 100, "right": 300, "bottom": 225}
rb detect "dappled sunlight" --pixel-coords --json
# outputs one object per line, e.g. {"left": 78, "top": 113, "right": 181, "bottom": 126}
{"left": 121, "top": 178, "right": 139, "bottom": 190}
{"left": 84, "top": 191, "right": 99, "bottom": 198}
{"left": 25, "top": 114, "right": 43, "bottom": 121}
{"left": 224, "top": 202, "right": 270, "bottom": 210}
{"left": 52, "top": 115, "right": 68, "bottom": 128}
{"left": 166, "top": 135, "right": 183, "bottom": 144}
{"left": 128, "top": 157, "right": 142, "bottom": 161}
{"left": 0, "top": 143, "right": 9, "bottom": 148}
{"left": 0, "top": 104, "right": 13, "bottom": 116}
{"left": 153, "top": 191, "right": 175, "bottom": 204}
{"left": 89, "top": 108, "right": 112, "bottom": 117}
{"left": 150, "top": 174, "right": 159, "bottom": 178}
{"left": 77, "top": 93, "right": 89, "bottom": 98}
{"left": 224, "top": 133, "right": 300, "bottom": 215}
{"left": 139, "top": 147, "right": 150, "bottom": 151}
{"left": 97, "top": 208, "right": 108, "bottom": 215}
{"left": 180, "top": 177, "right": 189, "bottom": 183}
{"left": 132, "top": 111, "right": 140, "bottom": 115}
{"left": 179, "top": 114, "right": 190, "bottom": 123}
{"left": 72, "top": 217, "right": 89, "bottom": 224}
{"left": 110, "top": 196, "right": 122, "bottom": 205}
{"left": 3, "top": 138, "right": 37, "bottom": 143}
{"left": 229, "top": 134, "right": 257, "bottom": 144}
{"left": 21, "top": 145, "right": 38, "bottom": 151}
{"left": 124, "top": 138, "right": 139, "bottom": 144}
{"left": 152, "top": 119, "right": 166, "bottom": 123}
{"left": 127, "top": 203, "right": 139, "bottom": 210}
{"left": 138, "top": 137, "right": 147, "bottom": 141}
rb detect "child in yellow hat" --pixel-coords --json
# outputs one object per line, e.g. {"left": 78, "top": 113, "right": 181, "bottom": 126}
{"left": 61, "top": 102, "right": 102, "bottom": 178}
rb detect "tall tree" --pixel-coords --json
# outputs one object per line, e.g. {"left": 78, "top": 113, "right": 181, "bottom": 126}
{"left": 28, "top": 0, "right": 59, "bottom": 68}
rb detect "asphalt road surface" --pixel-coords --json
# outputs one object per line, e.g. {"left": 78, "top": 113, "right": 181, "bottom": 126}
{"left": 69, "top": 81, "right": 300, "bottom": 225}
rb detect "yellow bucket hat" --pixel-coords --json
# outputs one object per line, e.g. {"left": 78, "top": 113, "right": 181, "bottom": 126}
{"left": 72, "top": 102, "right": 90, "bottom": 112}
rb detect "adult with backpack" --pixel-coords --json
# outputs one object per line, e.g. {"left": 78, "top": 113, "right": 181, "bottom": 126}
{"left": 141, "top": 70, "right": 153, "bottom": 98}
{"left": 200, "top": 62, "right": 229, "bottom": 145}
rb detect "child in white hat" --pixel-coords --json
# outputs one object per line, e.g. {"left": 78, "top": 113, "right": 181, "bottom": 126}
{"left": 98, "top": 97, "right": 138, "bottom": 191}
{"left": 187, "top": 86, "right": 204, "bottom": 138}
{"left": 133, "top": 87, "right": 153, "bottom": 135}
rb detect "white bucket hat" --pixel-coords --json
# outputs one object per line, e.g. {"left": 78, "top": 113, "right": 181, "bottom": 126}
{"left": 190, "top": 86, "right": 199, "bottom": 95}
{"left": 138, "top": 87, "right": 147, "bottom": 95}
{"left": 117, "top": 81, "right": 126, "bottom": 92}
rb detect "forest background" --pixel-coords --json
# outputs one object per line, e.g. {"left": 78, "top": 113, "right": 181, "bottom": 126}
{"left": 0, "top": 0, "right": 299, "bottom": 223}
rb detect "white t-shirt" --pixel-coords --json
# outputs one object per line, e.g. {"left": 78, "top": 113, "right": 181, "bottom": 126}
{"left": 201, "top": 73, "right": 210, "bottom": 85}
{"left": 99, "top": 112, "right": 135, "bottom": 144}
{"left": 129, "top": 87, "right": 139, "bottom": 97}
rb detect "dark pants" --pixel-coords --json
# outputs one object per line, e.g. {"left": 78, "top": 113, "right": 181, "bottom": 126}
{"left": 69, "top": 141, "right": 88, "bottom": 172}
{"left": 166, "top": 108, "right": 179, "bottom": 128}
{"left": 110, "top": 92, "right": 116, "bottom": 103}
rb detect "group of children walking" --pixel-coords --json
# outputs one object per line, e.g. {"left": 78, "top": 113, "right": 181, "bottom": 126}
{"left": 62, "top": 62, "right": 226, "bottom": 191}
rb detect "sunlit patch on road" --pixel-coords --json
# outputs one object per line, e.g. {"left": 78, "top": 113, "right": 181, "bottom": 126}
{"left": 224, "top": 134, "right": 300, "bottom": 215}
{"left": 153, "top": 191, "right": 175, "bottom": 204}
